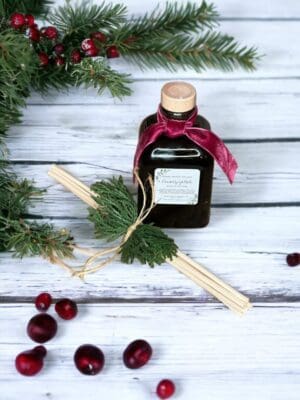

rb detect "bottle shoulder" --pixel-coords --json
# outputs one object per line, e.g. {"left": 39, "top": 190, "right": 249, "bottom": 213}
{"left": 138, "top": 112, "right": 213, "bottom": 164}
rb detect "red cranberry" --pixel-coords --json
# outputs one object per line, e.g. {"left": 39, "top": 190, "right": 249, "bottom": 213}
{"left": 81, "top": 38, "right": 96, "bottom": 52}
{"left": 40, "top": 26, "right": 47, "bottom": 36}
{"left": 15, "top": 346, "right": 47, "bottom": 376}
{"left": 27, "top": 313, "right": 57, "bottom": 343}
{"left": 123, "top": 339, "right": 152, "bottom": 369}
{"left": 106, "top": 45, "right": 120, "bottom": 59}
{"left": 55, "top": 298, "right": 78, "bottom": 320}
{"left": 28, "top": 27, "right": 40, "bottom": 42}
{"left": 10, "top": 13, "right": 25, "bottom": 29}
{"left": 74, "top": 344, "right": 105, "bottom": 375}
{"left": 54, "top": 56, "right": 65, "bottom": 66}
{"left": 25, "top": 14, "right": 35, "bottom": 27}
{"left": 90, "top": 31, "right": 106, "bottom": 43}
{"left": 44, "top": 26, "right": 58, "bottom": 40}
{"left": 35, "top": 292, "right": 52, "bottom": 310}
{"left": 286, "top": 253, "right": 300, "bottom": 267}
{"left": 53, "top": 43, "right": 65, "bottom": 55}
{"left": 156, "top": 380, "right": 176, "bottom": 399}
{"left": 71, "top": 49, "right": 82, "bottom": 64}
{"left": 85, "top": 47, "right": 99, "bottom": 57}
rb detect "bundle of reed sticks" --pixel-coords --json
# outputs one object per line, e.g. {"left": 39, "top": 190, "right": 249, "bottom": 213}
{"left": 49, "top": 165, "right": 251, "bottom": 315}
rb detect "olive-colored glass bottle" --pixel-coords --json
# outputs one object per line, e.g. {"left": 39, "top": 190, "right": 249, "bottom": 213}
{"left": 137, "top": 81, "right": 214, "bottom": 228}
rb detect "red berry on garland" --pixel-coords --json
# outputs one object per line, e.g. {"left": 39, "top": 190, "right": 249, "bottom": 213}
{"left": 74, "top": 344, "right": 105, "bottom": 375}
{"left": 44, "top": 26, "right": 58, "bottom": 40}
{"left": 123, "top": 339, "right": 152, "bottom": 369}
{"left": 90, "top": 31, "right": 106, "bottom": 43}
{"left": 54, "top": 56, "right": 65, "bottom": 66}
{"left": 40, "top": 26, "right": 47, "bottom": 36}
{"left": 27, "top": 313, "right": 57, "bottom": 343}
{"left": 156, "top": 380, "right": 176, "bottom": 399}
{"left": 10, "top": 13, "right": 25, "bottom": 29}
{"left": 28, "top": 27, "right": 40, "bottom": 42}
{"left": 286, "top": 253, "right": 300, "bottom": 267}
{"left": 71, "top": 49, "right": 82, "bottom": 64}
{"left": 25, "top": 14, "right": 35, "bottom": 27}
{"left": 85, "top": 47, "right": 99, "bottom": 57}
{"left": 81, "top": 38, "right": 96, "bottom": 52}
{"left": 15, "top": 346, "right": 47, "bottom": 376}
{"left": 55, "top": 298, "right": 78, "bottom": 320}
{"left": 53, "top": 43, "right": 65, "bottom": 55}
{"left": 106, "top": 45, "right": 120, "bottom": 59}
{"left": 35, "top": 292, "right": 52, "bottom": 310}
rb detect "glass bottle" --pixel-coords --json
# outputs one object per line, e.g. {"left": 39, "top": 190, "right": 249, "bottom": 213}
{"left": 137, "top": 81, "right": 214, "bottom": 228}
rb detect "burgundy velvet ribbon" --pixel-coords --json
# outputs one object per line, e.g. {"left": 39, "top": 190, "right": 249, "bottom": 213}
{"left": 134, "top": 106, "right": 238, "bottom": 183}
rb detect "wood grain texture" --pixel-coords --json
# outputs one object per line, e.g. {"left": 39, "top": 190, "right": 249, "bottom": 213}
{"left": 0, "top": 207, "right": 298, "bottom": 300}
{"left": 8, "top": 140, "right": 300, "bottom": 218}
{"left": 1, "top": 1, "right": 299, "bottom": 398}
{"left": 1, "top": 303, "right": 300, "bottom": 400}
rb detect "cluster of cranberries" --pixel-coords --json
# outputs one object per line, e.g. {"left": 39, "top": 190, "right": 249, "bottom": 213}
{"left": 9, "top": 13, "right": 120, "bottom": 68}
{"left": 15, "top": 293, "right": 175, "bottom": 399}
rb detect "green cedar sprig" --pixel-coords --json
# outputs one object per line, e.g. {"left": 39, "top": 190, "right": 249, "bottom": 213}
{"left": 89, "top": 176, "right": 178, "bottom": 267}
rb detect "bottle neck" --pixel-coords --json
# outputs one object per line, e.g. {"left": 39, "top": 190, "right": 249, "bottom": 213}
{"left": 161, "top": 106, "right": 195, "bottom": 121}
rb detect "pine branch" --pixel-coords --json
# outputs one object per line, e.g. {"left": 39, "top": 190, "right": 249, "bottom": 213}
{"left": 0, "top": 167, "right": 74, "bottom": 257}
{"left": 0, "top": 0, "right": 52, "bottom": 19}
{"left": 0, "top": 217, "right": 74, "bottom": 258}
{"left": 119, "top": 31, "right": 260, "bottom": 72}
{"left": 114, "top": 0, "right": 218, "bottom": 42}
{"left": 71, "top": 58, "right": 132, "bottom": 98}
{"left": 0, "top": 29, "right": 35, "bottom": 150}
{"left": 48, "top": 1, "right": 127, "bottom": 41}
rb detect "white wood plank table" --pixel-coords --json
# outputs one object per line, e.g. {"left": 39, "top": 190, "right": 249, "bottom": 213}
{"left": 1, "top": 1, "right": 299, "bottom": 398}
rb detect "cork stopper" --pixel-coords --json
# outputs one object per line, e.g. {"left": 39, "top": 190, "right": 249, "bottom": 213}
{"left": 161, "top": 81, "right": 196, "bottom": 113}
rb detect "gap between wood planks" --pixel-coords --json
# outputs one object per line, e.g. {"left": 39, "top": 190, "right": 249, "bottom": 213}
{"left": 1, "top": 297, "right": 300, "bottom": 304}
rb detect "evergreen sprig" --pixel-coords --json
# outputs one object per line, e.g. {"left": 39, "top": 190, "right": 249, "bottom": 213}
{"left": 47, "top": 1, "right": 126, "bottom": 41}
{"left": 119, "top": 31, "right": 258, "bottom": 72}
{"left": 0, "top": 0, "right": 51, "bottom": 19}
{"left": 71, "top": 58, "right": 132, "bottom": 98}
{"left": 0, "top": 28, "right": 34, "bottom": 148}
{"left": 0, "top": 167, "right": 74, "bottom": 257}
{"left": 114, "top": 1, "right": 218, "bottom": 41}
{"left": 89, "top": 176, "right": 178, "bottom": 267}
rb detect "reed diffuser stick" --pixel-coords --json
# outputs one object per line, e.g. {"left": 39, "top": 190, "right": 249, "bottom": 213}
{"left": 48, "top": 165, "right": 251, "bottom": 315}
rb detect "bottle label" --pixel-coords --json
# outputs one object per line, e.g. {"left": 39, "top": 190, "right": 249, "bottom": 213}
{"left": 154, "top": 168, "right": 200, "bottom": 205}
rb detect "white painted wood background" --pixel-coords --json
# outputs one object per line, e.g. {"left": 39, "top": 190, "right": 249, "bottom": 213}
{"left": 1, "top": 1, "right": 300, "bottom": 399}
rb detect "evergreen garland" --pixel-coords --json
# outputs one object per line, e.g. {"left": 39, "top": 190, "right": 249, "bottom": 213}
{"left": 0, "top": 0, "right": 260, "bottom": 262}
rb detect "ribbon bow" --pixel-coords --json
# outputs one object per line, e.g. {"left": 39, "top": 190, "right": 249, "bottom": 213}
{"left": 134, "top": 106, "right": 238, "bottom": 183}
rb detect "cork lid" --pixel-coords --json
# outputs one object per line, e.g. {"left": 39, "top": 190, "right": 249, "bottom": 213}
{"left": 161, "top": 81, "right": 196, "bottom": 112}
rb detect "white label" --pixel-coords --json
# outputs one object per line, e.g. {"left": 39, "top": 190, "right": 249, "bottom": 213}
{"left": 154, "top": 168, "right": 200, "bottom": 205}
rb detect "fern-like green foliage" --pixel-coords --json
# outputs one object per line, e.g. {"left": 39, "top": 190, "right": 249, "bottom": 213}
{"left": 121, "top": 224, "right": 178, "bottom": 267}
{"left": 89, "top": 177, "right": 138, "bottom": 242}
{"left": 89, "top": 176, "right": 178, "bottom": 267}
